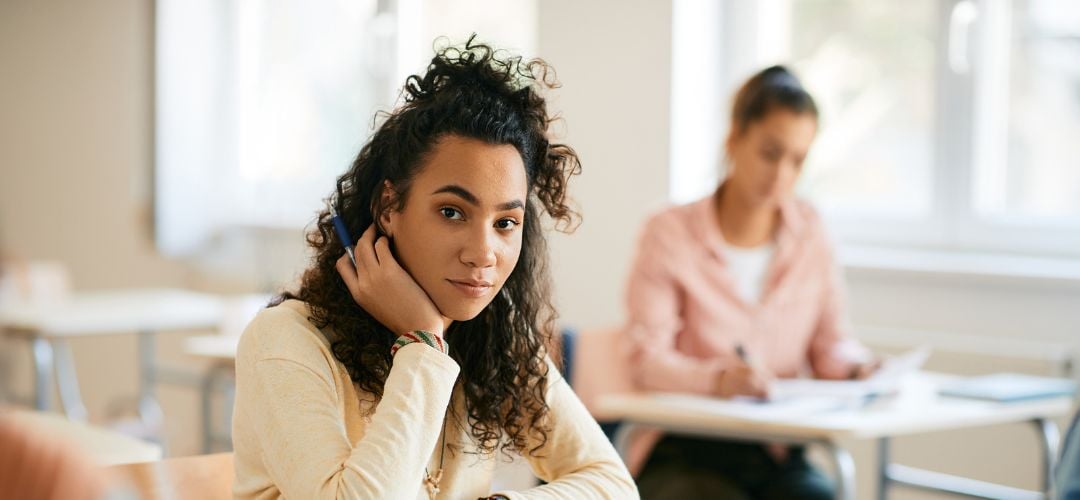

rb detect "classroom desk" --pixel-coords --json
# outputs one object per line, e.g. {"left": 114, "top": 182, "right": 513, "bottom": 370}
{"left": 9, "top": 410, "right": 163, "bottom": 465}
{"left": 184, "top": 334, "right": 240, "bottom": 452}
{"left": 180, "top": 292, "right": 268, "bottom": 452}
{"left": 598, "top": 372, "right": 1073, "bottom": 500}
{"left": 0, "top": 289, "right": 224, "bottom": 437}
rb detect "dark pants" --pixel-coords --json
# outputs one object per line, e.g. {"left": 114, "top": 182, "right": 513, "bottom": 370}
{"left": 637, "top": 436, "right": 835, "bottom": 500}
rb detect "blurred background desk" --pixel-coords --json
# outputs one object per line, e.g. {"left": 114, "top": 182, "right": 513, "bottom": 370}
{"left": 600, "top": 372, "right": 1073, "bottom": 500}
{"left": 184, "top": 333, "right": 241, "bottom": 453}
{"left": 0, "top": 288, "right": 224, "bottom": 441}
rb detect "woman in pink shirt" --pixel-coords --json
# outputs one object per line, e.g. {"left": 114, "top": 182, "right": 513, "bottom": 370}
{"left": 627, "top": 66, "right": 878, "bottom": 499}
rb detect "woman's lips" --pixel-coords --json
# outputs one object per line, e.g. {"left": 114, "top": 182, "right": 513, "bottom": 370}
{"left": 447, "top": 279, "right": 493, "bottom": 298}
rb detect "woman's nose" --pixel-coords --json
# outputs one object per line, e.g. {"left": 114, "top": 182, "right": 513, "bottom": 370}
{"left": 460, "top": 227, "right": 497, "bottom": 268}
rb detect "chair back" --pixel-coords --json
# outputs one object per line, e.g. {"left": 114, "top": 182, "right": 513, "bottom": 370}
{"left": 570, "top": 326, "right": 635, "bottom": 421}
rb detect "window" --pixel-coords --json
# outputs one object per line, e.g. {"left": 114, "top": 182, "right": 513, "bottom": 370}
{"left": 967, "top": 0, "right": 1080, "bottom": 254}
{"left": 155, "top": 0, "right": 394, "bottom": 256}
{"left": 671, "top": 0, "right": 1080, "bottom": 258}
{"left": 155, "top": 0, "right": 537, "bottom": 257}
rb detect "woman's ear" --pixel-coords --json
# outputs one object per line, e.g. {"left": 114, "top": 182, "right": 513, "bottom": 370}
{"left": 724, "top": 128, "right": 738, "bottom": 156}
{"left": 378, "top": 180, "right": 396, "bottom": 237}
{"left": 723, "top": 128, "right": 741, "bottom": 176}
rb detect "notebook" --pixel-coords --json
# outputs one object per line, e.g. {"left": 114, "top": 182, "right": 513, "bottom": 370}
{"left": 939, "top": 373, "right": 1078, "bottom": 403}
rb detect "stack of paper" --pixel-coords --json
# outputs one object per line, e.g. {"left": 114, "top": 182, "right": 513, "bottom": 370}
{"left": 768, "top": 347, "right": 931, "bottom": 402}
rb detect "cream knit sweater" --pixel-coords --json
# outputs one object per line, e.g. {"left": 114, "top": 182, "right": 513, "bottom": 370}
{"left": 232, "top": 300, "right": 638, "bottom": 499}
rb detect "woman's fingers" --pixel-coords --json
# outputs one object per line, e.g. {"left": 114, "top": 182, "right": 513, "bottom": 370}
{"left": 373, "top": 236, "right": 399, "bottom": 271}
{"left": 336, "top": 253, "right": 361, "bottom": 291}
{"left": 740, "top": 366, "right": 772, "bottom": 398}
{"left": 334, "top": 224, "right": 445, "bottom": 336}
{"left": 716, "top": 365, "right": 770, "bottom": 399}
{"left": 853, "top": 359, "right": 882, "bottom": 380}
{"left": 355, "top": 225, "right": 379, "bottom": 267}
{"left": 750, "top": 374, "right": 773, "bottom": 399}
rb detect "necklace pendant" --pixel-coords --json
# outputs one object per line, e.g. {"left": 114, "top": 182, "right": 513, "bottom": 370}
{"left": 424, "top": 469, "right": 443, "bottom": 498}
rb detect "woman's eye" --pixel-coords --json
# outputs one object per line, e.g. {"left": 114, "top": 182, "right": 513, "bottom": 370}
{"left": 495, "top": 219, "right": 518, "bottom": 231}
{"left": 440, "top": 207, "right": 464, "bottom": 220}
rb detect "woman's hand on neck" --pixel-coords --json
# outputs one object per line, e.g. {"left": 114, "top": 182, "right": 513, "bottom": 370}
{"left": 714, "top": 184, "right": 780, "bottom": 248}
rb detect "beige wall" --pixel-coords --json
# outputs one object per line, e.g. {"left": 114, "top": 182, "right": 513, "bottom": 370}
{"left": 0, "top": 0, "right": 189, "bottom": 289}
{"left": 0, "top": 0, "right": 219, "bottom": 457}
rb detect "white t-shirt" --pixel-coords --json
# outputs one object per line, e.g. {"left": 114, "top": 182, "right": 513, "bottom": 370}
{"left": 720, "top": 242, "right": 775, "bottom": 304}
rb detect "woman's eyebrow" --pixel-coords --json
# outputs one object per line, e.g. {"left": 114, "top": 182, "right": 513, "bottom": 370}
{"left": 432, "top": 184, "right": 479, "bottom": 205}
{"left": 761, "top": 135, "right": 783, "bottom": 148}
{"left": 432, "top": 184, "right": 524, "bottom": 211}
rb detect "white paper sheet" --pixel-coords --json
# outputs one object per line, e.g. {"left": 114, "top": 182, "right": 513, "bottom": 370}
{"left": 768, "top": 346, "right": 931, "bottom": 401}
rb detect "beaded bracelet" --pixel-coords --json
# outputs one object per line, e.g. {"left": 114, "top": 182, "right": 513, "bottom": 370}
{"left": 390, "top": 330, "right": 447, "bottom": 356}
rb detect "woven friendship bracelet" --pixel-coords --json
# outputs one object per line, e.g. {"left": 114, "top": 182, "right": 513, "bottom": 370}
{"left": 390, "top": 330, "right": 447, "bottom": 356}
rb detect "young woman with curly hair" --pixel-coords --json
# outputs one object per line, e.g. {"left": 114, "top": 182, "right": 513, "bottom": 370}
{"left": 230, "top": 37, "right": 637, "bottom": 500}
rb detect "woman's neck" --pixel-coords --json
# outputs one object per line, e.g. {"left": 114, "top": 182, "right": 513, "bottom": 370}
{"left": 714, "top": 185, "right": 778, "bottom": 248}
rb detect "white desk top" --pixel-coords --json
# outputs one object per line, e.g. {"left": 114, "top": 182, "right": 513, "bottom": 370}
{"left": 8, "top": 410, "right": 163, "bottom": 465}
{"left": 0, "top": 288, "right": 224, "bottom": 337}
{"left": 597, "top": 372, "right": 1076, "bottom": 442}
{"left": 184, "top": 334, "right": 240, "bottom": 362}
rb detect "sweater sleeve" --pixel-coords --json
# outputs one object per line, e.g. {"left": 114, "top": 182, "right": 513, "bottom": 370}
{"left": 625, "top": 212, "right": 728, "bottom": 394}
{"left": 234, "top": 309, "right": 459, "bottom": 499}
{"left": 496, "top": 361, "right": 639, "bottom": 500}
{"left": 808, "top": 229, "right": 872, "bottom": 379}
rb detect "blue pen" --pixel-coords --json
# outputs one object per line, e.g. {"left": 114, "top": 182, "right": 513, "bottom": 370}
{"left": 329, "top": 204, "right": 356, "bottom": 267}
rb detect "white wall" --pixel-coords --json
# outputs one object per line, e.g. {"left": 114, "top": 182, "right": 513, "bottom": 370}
{"left": 848, "top": 269, "right": 1080, "bottom": 344}
{"left": 538, "top": 0, "right": 673, "bottom": 330}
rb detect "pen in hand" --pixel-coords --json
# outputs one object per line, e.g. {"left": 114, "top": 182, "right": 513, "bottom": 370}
{"left": 735, "top": 343, "right": 768, "bottom": 373}
{"left": 330, "top": 204, "right": 357, "bottom": 267}
{"left": 733, "top": 342, "right": 774, "bottom": 399}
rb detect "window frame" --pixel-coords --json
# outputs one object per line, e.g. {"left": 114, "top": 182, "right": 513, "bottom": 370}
{"left": 677, "top": 0, "right": 1080, "bottom": 260}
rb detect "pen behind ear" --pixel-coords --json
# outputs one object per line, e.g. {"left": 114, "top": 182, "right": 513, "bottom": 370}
{"left": 329, "top": 203, "right": 357, "bottom": 267}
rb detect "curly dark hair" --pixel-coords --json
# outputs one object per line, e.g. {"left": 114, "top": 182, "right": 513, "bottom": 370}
{"left": 275, "top": 35, "right": 581, "bottom": 458}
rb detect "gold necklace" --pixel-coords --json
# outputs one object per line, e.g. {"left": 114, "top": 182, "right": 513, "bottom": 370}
{"left": 423, "top": 421, "right": 447, "bottom": 498}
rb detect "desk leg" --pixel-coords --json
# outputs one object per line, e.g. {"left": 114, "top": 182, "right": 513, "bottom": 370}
{"left": 1034, "top": 417, "right": 1061, "bottom": 494}
{"left": 200, "top": 363, "right": 215, "bottom": 453}
{"left": 30, "top": 337, "right": 54, "bottom": 411}
{"left": 822, "top": 440, "right": 856, "bottom": 500}
{"left": 201, "top": 362, "right": 236, "bottom": 453}
{"left": 52, "top": 340, "right": 89, "bottom": 422}
{"left": 877, "top": 437, "right": 890, "bottom": 500}
{"left": 222, "top": 370, "right": 235, "bottom": 441}
{"left": 137, "top": 330, "right": 164, "bottom": 446}
{"left": 612, "top": 422, "right": 639, "bottom": 466}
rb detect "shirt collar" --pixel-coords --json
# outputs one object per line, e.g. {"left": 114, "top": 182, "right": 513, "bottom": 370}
{"left": 696, "top": 183, "right": 807, "bottom": 261}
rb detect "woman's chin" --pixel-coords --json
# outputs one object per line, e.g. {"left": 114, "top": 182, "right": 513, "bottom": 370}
{"left": 436, "top": 300, "right": 493, "bottom": 323}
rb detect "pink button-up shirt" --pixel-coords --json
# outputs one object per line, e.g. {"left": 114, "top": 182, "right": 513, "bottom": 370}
{"left": 617, "top": 194, "right": 870, "bottom": 475}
